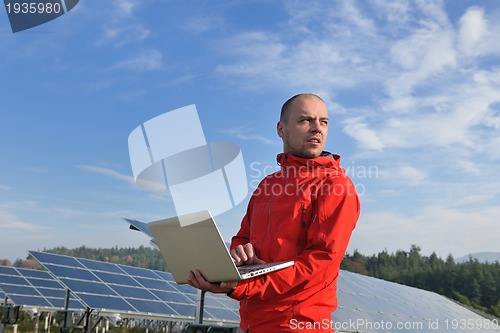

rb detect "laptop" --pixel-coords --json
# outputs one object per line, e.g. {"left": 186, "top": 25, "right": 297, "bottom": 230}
{"left": 145, "top": 210, "right": 294, "bottom": 284}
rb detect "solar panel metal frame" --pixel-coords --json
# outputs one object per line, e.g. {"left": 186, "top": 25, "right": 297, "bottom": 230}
{"left": 29, "top": 251, "right": 240, "bottom": 324}
{"left": 0, "top": 265, "right": 84, "bottom": 312}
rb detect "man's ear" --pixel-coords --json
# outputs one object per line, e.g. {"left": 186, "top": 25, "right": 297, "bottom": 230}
{"left": 277, "top": 121, "right": 284, "bottom": 138}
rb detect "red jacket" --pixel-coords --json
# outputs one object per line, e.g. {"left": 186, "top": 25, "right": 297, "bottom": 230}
{"left": 229, "top": 153, "right": 360, "bottom": 333}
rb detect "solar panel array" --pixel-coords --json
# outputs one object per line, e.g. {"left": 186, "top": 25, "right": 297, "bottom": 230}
{"left": 29, "top": 251, "right": 239, "bottom": 324}
{"left": 333, "top": 270, "right": 500, "bottom": 333}
{"left": 2, "top": 253, "right": 499, "bottom": 332}
{"left": 0, "top": 265, "right": 83, "bottom": 310}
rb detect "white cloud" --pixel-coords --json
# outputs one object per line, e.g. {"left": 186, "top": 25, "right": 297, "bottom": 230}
{"left": 393, "top": 165, "right": 428, "bottom": 186}
{"left": 0, "top": 210, "right": 48, "bottom": 231}
{"left": 458, "top": 7, "right": 487, "bottom": 56}
{"left": 90, "top": 0, "right": 150, "bottom": 50}
{"left": 220, "top": 125, "right": 275, "bottom": 145}
{"left": 112, "top": 0, "right": 140, "bottom": 17}
{"left": 77, "top": 164, "right": 170, "bottom": 193}
{"left": 351, "top": 204, "right": 500, "bottom": 258}
{"left": 415, "top": 0, "right": 450, "bottom": 27}
{"left": 0, "top": 184, "right": 11, "bottom": 190}
{"left": 456, "top": 159, "right": 481, "bottom": 175}
{"left": 97, "top": 25, "right": 151, "bottom": 47}
{"left": 387, "top": 24, "right": 457, "bottom": 98}
{"left": 373, "top": 68, "right": 500, "bottom": 151}
{"left": 111, "top": 49, "right": 163, "bottom": 72}
{"left": 216, "top": 2, "right": 500, "bottom": 158}
{"left": 338, "top": 1, "right": 377, "bottom": 34}
{"left": 216, "top": 30, "right": 372, "bottom": 97}
{"left": 370, "top": 0, "right": 411, "bottom": 25}
{"left": 343, "top": 118, "right": 384, "bottom": 151}
{"left": 77, "top": 165, "right": 135, "bottom": 185}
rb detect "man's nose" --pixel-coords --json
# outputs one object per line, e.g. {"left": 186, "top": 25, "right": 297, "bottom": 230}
{"left": 310, "top": 119, "right": 322, "bottom": 133}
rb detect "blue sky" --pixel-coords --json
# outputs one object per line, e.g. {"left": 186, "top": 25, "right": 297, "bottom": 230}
{"left": 1, "top": 0, "right": 500, "bottom": 262}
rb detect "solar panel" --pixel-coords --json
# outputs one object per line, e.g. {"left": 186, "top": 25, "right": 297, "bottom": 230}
{"left": 25, "top": 251, "right": 500, "bottom": 332}
{"left": 0, "top": 266, "right": 84, "bottom": 310}
{"left": 29, "top": 251, "right": 240, "bottom": 324}
{"left": 332, "top": 270, "right": 500, "bottom": 333}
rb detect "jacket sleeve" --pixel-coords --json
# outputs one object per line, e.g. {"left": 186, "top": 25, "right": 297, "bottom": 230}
{"left": 228, "top": 176, "right": 360, "bottom": 301}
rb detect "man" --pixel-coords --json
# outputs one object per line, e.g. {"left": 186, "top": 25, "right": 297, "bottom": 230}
{"left": 188, "top": 94, "right": 360, "bottom": 332}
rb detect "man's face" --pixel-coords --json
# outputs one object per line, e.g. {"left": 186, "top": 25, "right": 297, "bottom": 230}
{"left": 277, "top": 96, "right": 329, "bottom": 158}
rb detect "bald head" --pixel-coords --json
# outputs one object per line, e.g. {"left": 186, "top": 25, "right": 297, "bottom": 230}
{"left": 280, "top": 93, "right": 325, "bottom": 124}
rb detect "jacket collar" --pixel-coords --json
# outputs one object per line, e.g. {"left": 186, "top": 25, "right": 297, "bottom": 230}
{"left": 277, "top": 152, "right": 341, "bottom": 170}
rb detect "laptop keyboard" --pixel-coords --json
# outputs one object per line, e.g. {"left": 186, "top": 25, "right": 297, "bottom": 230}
{"left": 238, "top": 265, "right": 267, "bottom": 274}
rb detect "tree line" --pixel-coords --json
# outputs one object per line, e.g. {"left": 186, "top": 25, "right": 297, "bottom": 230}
{"left": 1, "top": 245, "right": 167, "bottom": 271}
{"left": 341, "top": 245, "right": 500, "bottom": 318}
{"left": 2, "top": 244, "right": 499, "bottom": 318}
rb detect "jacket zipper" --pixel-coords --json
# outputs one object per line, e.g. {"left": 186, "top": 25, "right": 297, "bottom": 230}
{"left": 297, "top": 205, "right": 307, "bottom": 256}
{"left": 261, "top": 167, "right": 288, "bottom": 249}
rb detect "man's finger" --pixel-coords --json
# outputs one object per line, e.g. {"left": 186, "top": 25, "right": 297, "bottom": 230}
{"left": 243, "top": 243, "right": 255, "bottom": 260}
{"left": 187, "top": 271, "right": 199, "bottom": 288}
{"left": 235, "top": 245, "right": 248, "bottom": 262}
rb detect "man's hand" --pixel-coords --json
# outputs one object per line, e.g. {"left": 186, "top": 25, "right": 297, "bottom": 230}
{"left": 230, "top": 243, "right": 265, "bottom": 266}
{"left": 187, "top": 270, "right": 238, "bottom": 294}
